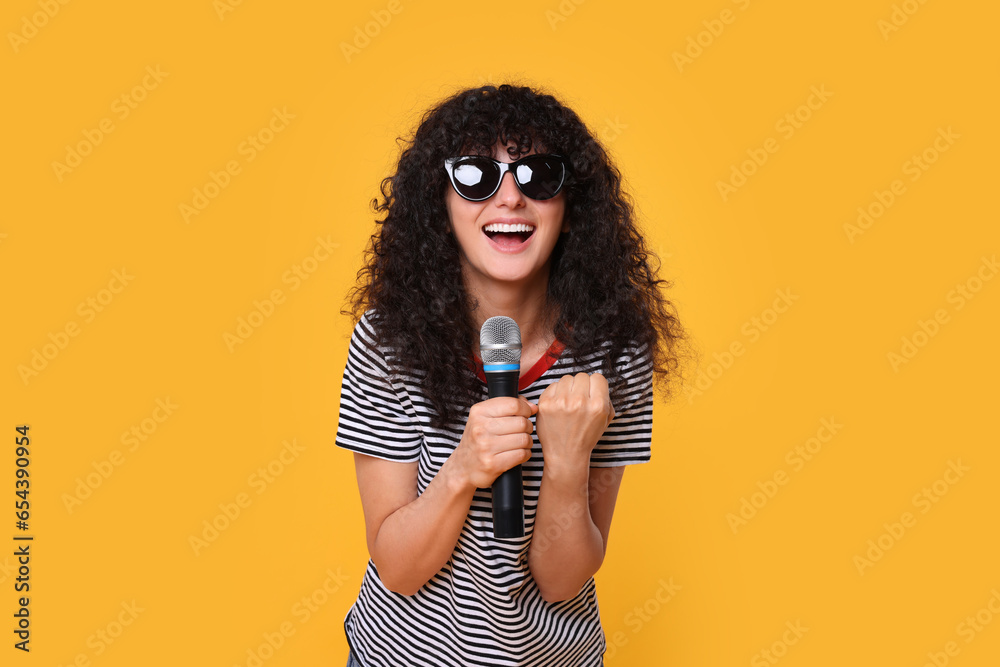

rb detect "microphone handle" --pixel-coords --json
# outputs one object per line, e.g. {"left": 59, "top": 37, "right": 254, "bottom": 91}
{"left": 486, "top": 369, "right": 525, "bottom": 538}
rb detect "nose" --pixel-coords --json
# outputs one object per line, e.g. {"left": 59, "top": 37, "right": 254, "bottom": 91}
{"left": 493, "top": 170, "right": 525, "bottom": 207}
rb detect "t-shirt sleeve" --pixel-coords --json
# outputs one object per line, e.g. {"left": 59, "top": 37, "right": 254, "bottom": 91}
{"left": 589, "top": 344, "right": 653, "bottom": 467}
{"left": 335, "top": 315, "right": 423, "bottom": 462}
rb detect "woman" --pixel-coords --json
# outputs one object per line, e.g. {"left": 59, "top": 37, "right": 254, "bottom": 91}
{"left": 337, "top": 83, "right": 684, "bottom": 666}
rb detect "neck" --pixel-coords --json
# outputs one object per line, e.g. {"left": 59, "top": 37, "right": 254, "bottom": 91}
{"left": 464, "top": 271, "right": 557, "bottom": 365}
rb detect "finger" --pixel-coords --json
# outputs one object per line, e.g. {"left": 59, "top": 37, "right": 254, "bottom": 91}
{"left": 493, "top": 447, "right": 533, "bottom": 473}
{"left": 519, "top": 396, "right": 539, "bottom": 415}
{"left": 538, "top": 381, "right": 557, "bottom": 404}
{"left": 481, "top": 396, "right": 527, "bottom": 417}
{"left": 490, "top": 398, "right": 533, "bottom": 419}
{"left": 589, "top": 372, "right": 609, "bottom": 397}
{"left": 493, "top": 431, "right": 533, "bottom": 455}
{"left": 489, "top": 415, "right": 534, "bottom": 437}
{"left": 514, "top": 396, "right": 537, "bottom": 417}
{"left": 545, "top": 373, "right": 575, "bottom": 403}
{"left": 573, "top": 372, "right": 592, "bottom": 398}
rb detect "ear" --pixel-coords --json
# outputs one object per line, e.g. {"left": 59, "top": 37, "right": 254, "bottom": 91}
{"left": 561, "top": 217, "right": 570, "bottom": 233}
{"left": 443, "top": 201, "right": 455, "bottom": 234}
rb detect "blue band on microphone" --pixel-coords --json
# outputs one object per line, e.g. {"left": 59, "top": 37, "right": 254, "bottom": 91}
{"left": 483, "top": 363, "right": 519, "bottom": 372}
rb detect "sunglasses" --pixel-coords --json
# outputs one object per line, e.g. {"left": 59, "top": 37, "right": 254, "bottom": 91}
{"left": 443, "top": 154, "right": 568, "bottom": 202}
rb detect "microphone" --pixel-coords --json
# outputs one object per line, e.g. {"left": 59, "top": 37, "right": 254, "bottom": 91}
{"left": 479, "top": 316, "right": 525, "bottom": 538}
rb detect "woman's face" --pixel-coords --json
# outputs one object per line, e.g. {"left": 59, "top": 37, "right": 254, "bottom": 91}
{"left": 445, "top": 142, "right": 567, "bottom": 294}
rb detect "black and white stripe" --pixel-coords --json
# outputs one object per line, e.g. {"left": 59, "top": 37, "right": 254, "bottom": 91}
{"left": 336, "top": 313, "right": 653, "bottom": 667}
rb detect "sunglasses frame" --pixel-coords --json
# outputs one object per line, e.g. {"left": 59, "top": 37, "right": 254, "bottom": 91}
{"left": 443, "top": 153, "right": 568, "bottom": 202}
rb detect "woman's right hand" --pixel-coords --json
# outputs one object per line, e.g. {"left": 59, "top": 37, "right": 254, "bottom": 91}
{"left": 448, "top": 396, "right": 538, "bottom": 490}
{"left": 357, "top": 395, "right": 536, "bottom": 595}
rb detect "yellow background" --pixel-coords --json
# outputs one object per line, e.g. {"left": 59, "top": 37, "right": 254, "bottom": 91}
{"left": 3, "top": 0, "right": 998, "bottom": 665}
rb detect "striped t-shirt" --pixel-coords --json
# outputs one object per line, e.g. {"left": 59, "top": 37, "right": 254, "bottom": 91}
{"left": 336, "top": 313, "right": 653, "bottom": 667}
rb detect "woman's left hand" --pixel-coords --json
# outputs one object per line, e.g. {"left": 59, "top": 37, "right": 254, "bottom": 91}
{"left": 535, "top": 372, "right": 615, "bottom": 469}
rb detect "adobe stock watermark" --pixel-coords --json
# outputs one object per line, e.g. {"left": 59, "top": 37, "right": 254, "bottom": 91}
{"left": 877, "top": 0, "right": 931, "bottom": 40}
{"left": 853, "top": 459, "right": 969, "bottom": 575}
{"left": 51, "top": 66, "right": 169, "bottom": 182}
{"left": 340, "top": 0, "right": 403, "bottom": 63}
{"left": 0, "top": 556, "right": 15, "bottom": 585}
{"left": 727, "top": 417, "right": 843, "bottom": 534}
{"left": 672, "top": 0, "right": 753, "bottom": 72}
{"left": 188, "top": 438, "right": 306, "bottom": 556}
{"left": 599, "top": 116, "right": 627, "bottom": 144}
{"left": 17, "top": 268, "right": 134, "bottom": 385}
{"left": 232, "top": 567, "right": 351, "bottom": 667}
{"left": 844, "top": 126, "right": 959, "bottom": 243}
{"left": 919, "top": 589, "right": 1000, "bottom": 667}
{"left": 223, "top": 235, "right": 339, "bottom": 352}
{"left": 471, "top": 71, "right": 499, "bottom": 88}
{"left": 887, "top": 254, "right": 997, "bottom": 372}
{"left": 62, "top": 398, "right": 179, "bottom": 514}
{"left": 179, "top": 106, "right": 296, "bottom": 223}
{"left": 545, "top": 0, "right": 587, "bottom": 30}
{"left": 213, "top": 0, "right": 247, "bottom": 20}
{"left": 604, "top": 578, "right": 682, "bottom": 661}
{"left": 685, "top": 288, "right": 799, "bottom": 403}
{"left": 8, "top": 0, "right": 72, "bottom": 54}
{"left": 751, "top": 620, "right": 809, "bottom": 667}
{"left": 717, "top": 85, "right": 833, "bottom": 202}
{"left": 54, "top": 600, "right": 145, "bottom": 667}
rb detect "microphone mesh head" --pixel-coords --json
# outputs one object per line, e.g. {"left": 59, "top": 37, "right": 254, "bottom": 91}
{"left": 480, "top": 316, "right": 522, "bottom": 365}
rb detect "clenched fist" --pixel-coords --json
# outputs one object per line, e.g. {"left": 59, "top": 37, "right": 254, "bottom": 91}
{"left": 535, "top": 373, "right": 615, "bottom": 470}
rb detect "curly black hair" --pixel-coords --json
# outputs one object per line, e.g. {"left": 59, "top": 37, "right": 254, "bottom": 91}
{"left": 347, "top": 83, "right": 686, "bottom": 427}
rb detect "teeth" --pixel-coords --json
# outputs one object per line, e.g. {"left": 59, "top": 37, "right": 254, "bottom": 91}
{"left": 484, "top": 223, "right": 535, "bottom": 233}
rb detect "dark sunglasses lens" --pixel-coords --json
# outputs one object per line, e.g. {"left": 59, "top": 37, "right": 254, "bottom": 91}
{"left": 452, "top": 158, "right": 500, "bottom": 200}
{"left": 516, "top": 156, "right": 565, "bottom": 200}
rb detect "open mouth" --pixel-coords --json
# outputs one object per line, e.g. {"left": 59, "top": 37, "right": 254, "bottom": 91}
{"left": 483, "top": 222, "right": 536, "bottom": 246}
